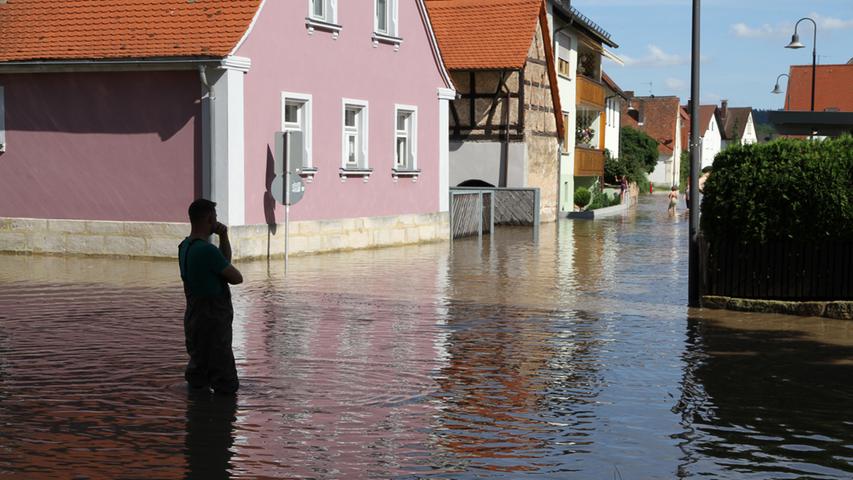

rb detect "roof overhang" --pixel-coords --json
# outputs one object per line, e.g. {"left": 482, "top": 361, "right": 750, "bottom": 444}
{"left": 552, "top": 2, "right": 618, "bottom": 49}
{"left": 768, "top": 111, "right": 853, "bottom": 136}
{"left": 0, "top": 56, "right": 252, "bottom": 74}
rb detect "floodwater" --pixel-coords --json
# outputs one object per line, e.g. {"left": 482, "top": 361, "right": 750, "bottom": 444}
{"left": 1, "top": 197, "right": 852, "bottom": 479}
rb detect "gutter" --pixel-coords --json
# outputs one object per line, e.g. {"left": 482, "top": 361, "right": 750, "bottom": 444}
{"left": 0, "top": 56, "right": 252, "bottom": 74}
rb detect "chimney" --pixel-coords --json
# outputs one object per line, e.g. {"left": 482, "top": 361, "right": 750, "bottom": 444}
{"left": 720, "top": 99, "right": 728, "bottom": 123}
{"left": 624, "top": 90, "right": 634, "bottom": 99}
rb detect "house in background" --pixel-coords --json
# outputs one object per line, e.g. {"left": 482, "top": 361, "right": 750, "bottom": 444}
{"left": 622, "top": 94, "right": 685, "bottom": 188}
{"left": 697, "top": 105, "right": 723, "bottom": 169}
{"left": 547, "top": 0, "right": 619, "bottom": 213}
{"left": 0, "top": 0, "right": 455, "bottom": 259}
{"left": 601, "top": 72, "right": 627, "bottom": 159}
{"left": 426, "top": 0, "right": 564, "bottom": 221}
{"left": 719, "top": 100, "right": 757, "bottom": 148}
{"left": 770, "top": 63, "right": 853, "bottom": 137}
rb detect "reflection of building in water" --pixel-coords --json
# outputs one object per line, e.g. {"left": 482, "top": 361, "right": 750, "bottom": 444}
{"left": 435, "top": 226, "right": 608, "bottom": 472}
{"left": 675, "top": 317, "right": 853, "bottom": 477}
{"left": 228, "top": 254, "right": 443, "bottom": 478}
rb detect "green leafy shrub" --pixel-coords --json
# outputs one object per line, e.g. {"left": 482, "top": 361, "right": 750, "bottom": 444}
{"left": 588, "top": 192, "right": 622, "bottom": 210}
{"left": 701, "top": 136, "right": 853, "bottom": 243}
{"left": 620, "top": 127, "right": 660, "bottom": 174}
{"left": 574, "top": 187, "right": 591, "bottom": 208}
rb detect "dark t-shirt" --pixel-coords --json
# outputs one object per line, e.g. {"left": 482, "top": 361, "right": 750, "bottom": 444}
{"left": 178, "top": 238, "right": 230, "bottom": 297}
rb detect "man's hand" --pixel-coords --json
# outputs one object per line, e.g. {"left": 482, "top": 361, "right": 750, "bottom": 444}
{"left": 213, "top": 222, "right": 228, "bottom": 237}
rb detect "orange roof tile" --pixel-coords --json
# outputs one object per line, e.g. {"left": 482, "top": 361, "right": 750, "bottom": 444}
{"left": 425, "top": 0, "right": 541, "bottom": 70}
{"left": 0, "top": 0, "right": 261, "bottom": 62}
{"left": 785, "top": 64, "right": 853, "bottom": 112}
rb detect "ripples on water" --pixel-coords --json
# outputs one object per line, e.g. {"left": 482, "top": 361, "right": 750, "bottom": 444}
{"left": 1, "top": 197, "right": 852, "bottom": 479}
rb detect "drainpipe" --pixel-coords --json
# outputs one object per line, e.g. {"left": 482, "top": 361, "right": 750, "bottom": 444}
{"left": 199, "top": 65, "right": 214, "bottom": 201}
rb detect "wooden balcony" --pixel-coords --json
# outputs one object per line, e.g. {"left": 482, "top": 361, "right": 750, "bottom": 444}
{"left": 574, "top": 147, "right": 605, "bottom": 177}
{"left": 576, "top": 75, "right": 605, "bottom": 109}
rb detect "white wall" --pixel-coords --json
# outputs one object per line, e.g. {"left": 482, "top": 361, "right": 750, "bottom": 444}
{"left": 448, "top": 141, "right": 527, "bottom": 188}
{"left": 701, "top": 116, "right": 722, "bottom": 169}
{"left": 742, "top": 113, "right": 757, "bottom": 144}
{"left": 604, "top": 96, "right": 621, "bottom": 158}
{"left": 554, "top": 27, "right": 577, "bottom": 212}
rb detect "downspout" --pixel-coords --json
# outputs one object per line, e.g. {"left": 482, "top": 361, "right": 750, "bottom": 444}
{"left": 199, "top": 65, "right": 215, "bottom": 200}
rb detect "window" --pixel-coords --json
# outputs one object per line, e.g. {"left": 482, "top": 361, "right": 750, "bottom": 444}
{"left": 281, "top": 92, "right": 313, "bottom": 178}
{"left": 562, "top": 112, "right": 570, "bottom": 153}
{"left": 558, "top": 58, "right": 571, "bottom": 78}
{"left": 394, "top": 106, "right": 417, "bottom": 172}
{"left": 0, "top": 86, "right": 5, "bottom": 153}
{"left": 308, "top": 0, "right": 337, "bottom": 23}
{"left": 341, "top": 99, "right": 370, "bottom": 177}
{"left": 306, "top": 0, "right": 340, "bottom": 37}
{"left": 374, "top": 0, "right": 398, "bottom": 37}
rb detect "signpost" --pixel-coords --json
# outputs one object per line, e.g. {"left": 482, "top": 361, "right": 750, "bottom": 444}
{"left": 272, "top": 131, "right": 306, "bottom": 272}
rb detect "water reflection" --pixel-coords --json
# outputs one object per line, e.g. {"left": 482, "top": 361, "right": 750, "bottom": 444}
{"left": 677, "top": 311, "right": 853, "bottom": 478}
{"left": 186, "top": 391, "right": 237, "bottom": 480}
{"left": 0, "top": 198, "right": 851, "bottom": 478}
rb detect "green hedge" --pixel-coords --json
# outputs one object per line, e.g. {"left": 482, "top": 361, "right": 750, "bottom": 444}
{"left": 701, "top": 136, "right": 853, "bottom": 243}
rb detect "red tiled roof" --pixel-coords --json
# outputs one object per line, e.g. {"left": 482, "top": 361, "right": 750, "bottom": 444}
{"left": 785, "top": 64, "right": 853, "bottom": 112}
{"left": 425, "top": 0, "right": 541, "bottom": 70}
{"left": 622, "top": 96, "right": 681, "bottom": 155}
{"left": 0, "top": 0, "right": 261, "bottom": 62}
{"left": 601, "top": 72, "right": 626, "bottom": 99}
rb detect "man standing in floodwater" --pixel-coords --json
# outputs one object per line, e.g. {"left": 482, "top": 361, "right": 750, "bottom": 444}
{"left": 178, "top": 199, "right": 243, "bottom": 394}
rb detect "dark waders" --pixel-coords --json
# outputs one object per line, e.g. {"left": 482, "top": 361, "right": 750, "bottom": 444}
{"left": 181, "top": 239, "right": 239, "bottom": 394}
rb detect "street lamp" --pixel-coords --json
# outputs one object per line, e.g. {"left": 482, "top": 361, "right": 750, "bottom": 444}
{"left": 771, "top": 73, "right": 789, "bottom": 94}
{"left": 785, "top": 17, "right": 817, "bottom": 112}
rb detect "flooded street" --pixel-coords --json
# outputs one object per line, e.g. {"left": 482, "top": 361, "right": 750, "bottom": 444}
{"left": 1, "top": 197, "right": 852, "bottom": 479}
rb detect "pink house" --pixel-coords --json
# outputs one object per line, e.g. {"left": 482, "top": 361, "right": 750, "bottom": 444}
{"left": 0, "top": 0, "right": 455, "bottom": 258}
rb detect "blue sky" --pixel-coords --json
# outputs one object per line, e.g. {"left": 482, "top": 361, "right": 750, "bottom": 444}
{"left": 571, "top": 0, "right": 853, "bottom": 109}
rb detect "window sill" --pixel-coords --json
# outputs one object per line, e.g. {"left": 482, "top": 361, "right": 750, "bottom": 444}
{"left": 339, "top": 167, "right": 373, "bottom": 182}
{"left": 392, "top": 168, "right": 420, "bottom": 182}
{"left": 298, "top": 167, "right": 318, "bottom": 183}
{"left": 372, "top": 32, "right": 402, "bottom": 50}
{"left": 305, "top": 17, "right": 342, "bottom": 39}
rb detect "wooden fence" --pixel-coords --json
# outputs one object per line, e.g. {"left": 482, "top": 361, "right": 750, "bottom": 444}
{"left": 703, "top": 240, "right": 853, "bottom": 301}
{"left": 449, "top": 188, "right": 539, "bottom": 239}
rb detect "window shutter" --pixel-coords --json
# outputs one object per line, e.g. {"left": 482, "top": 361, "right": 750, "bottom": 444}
{"left": 390, "top": 0, "right": 399, "bottom": 36}
{"left": 360, "top": 112, "right": 368, "bottom": 168}
{"left": 408, "top": 115, "right": 416, "bottom": 169}
{"left": 329, "top": 0, "right": 337, "bottom": 23}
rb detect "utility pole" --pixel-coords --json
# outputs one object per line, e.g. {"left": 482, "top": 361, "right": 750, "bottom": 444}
{"left": 688, "top": 0, "right": 701, "bottom": 307}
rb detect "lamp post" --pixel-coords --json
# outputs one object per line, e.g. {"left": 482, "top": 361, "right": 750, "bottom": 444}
{"left": 785, "top": 17, "right": 817, "bottom": 112}
{"left": 688, "top": 0, "right": 701, "bottom": 308}
{"left": 771, "top": 73, "right": 790, "bottom": 109}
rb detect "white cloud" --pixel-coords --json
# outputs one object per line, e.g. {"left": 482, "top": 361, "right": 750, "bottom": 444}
{"left": 731, "top": 13, "right": 853, "bottom": 39}
{"left": 731, "top": 22, "right": 778, "bottom": 38}
{"left": 664, "top": 77, "right": 686, "bottom": 92}
{"left": 623, "top": 45, "right": 687, "bottom": 67}
{"left": 810, "top": 12, "right": 853, "bottom": 30}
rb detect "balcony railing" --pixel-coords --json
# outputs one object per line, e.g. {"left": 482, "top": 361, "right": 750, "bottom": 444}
{"left": 574, "top": 147, "right": 605, "bottom": 176}
{"left": 576, "top": 75, "right": 604, "bottom": 109}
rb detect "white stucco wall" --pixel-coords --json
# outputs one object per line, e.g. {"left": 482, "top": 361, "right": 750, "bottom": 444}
{"left": 701, "top": 116, "right": 722, "bottom": 169}
{"left": 554, "top": 27, "right": 577, "bottom": 212}
{"left": 604, "top": 96, "right": 621, "bottom": 158}
{"left": 742, "top": 113, "right": 757, "bottom": 144}
{"left": 448, "top": 141, "right": 528, "bottom": 188}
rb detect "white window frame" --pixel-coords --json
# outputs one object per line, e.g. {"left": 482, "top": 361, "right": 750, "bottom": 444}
{"left": 0, "top": 86, "right": 5, "bottom": 153}
{"left": 340, "top": 98, "right": 371, "bottom": 180}
{"left": 372, "top": 0, "right": 402, "bottom": 49}
{"left": 393, "top": 105, "right": 419, "bottom": 180}
{"left": 306, "top": 0, "right": 341, "bottom": 38}
{"left": 281, "top": 91, "right": 314, "bottom": 180}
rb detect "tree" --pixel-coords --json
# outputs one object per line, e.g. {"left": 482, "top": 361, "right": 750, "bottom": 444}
{"left": 620, "top": 127, "right": 660, "bottom": 174}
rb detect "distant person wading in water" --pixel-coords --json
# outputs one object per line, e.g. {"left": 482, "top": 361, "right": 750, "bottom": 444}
{"left": 667, "top": 185, "right": 679, "bottom": 215}
{"left": 178, "top": 199, "right": 243, "bottom": 394}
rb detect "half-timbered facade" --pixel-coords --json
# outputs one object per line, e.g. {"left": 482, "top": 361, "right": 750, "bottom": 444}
{"left": 427, "top": 0, "right": 564, "bottom": 221}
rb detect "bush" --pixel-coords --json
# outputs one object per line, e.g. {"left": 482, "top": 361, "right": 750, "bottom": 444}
{"left": 588, "top": 192, "right": 623, "bottom": 210}
{"left": 621, "top": 127, "right": 660, "bottom": 174}
{"left": 574, "top": 187, "right": 591, "bottom": 208}
{"left": 701, "top": 136, "right": 853, "bottom": 244}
